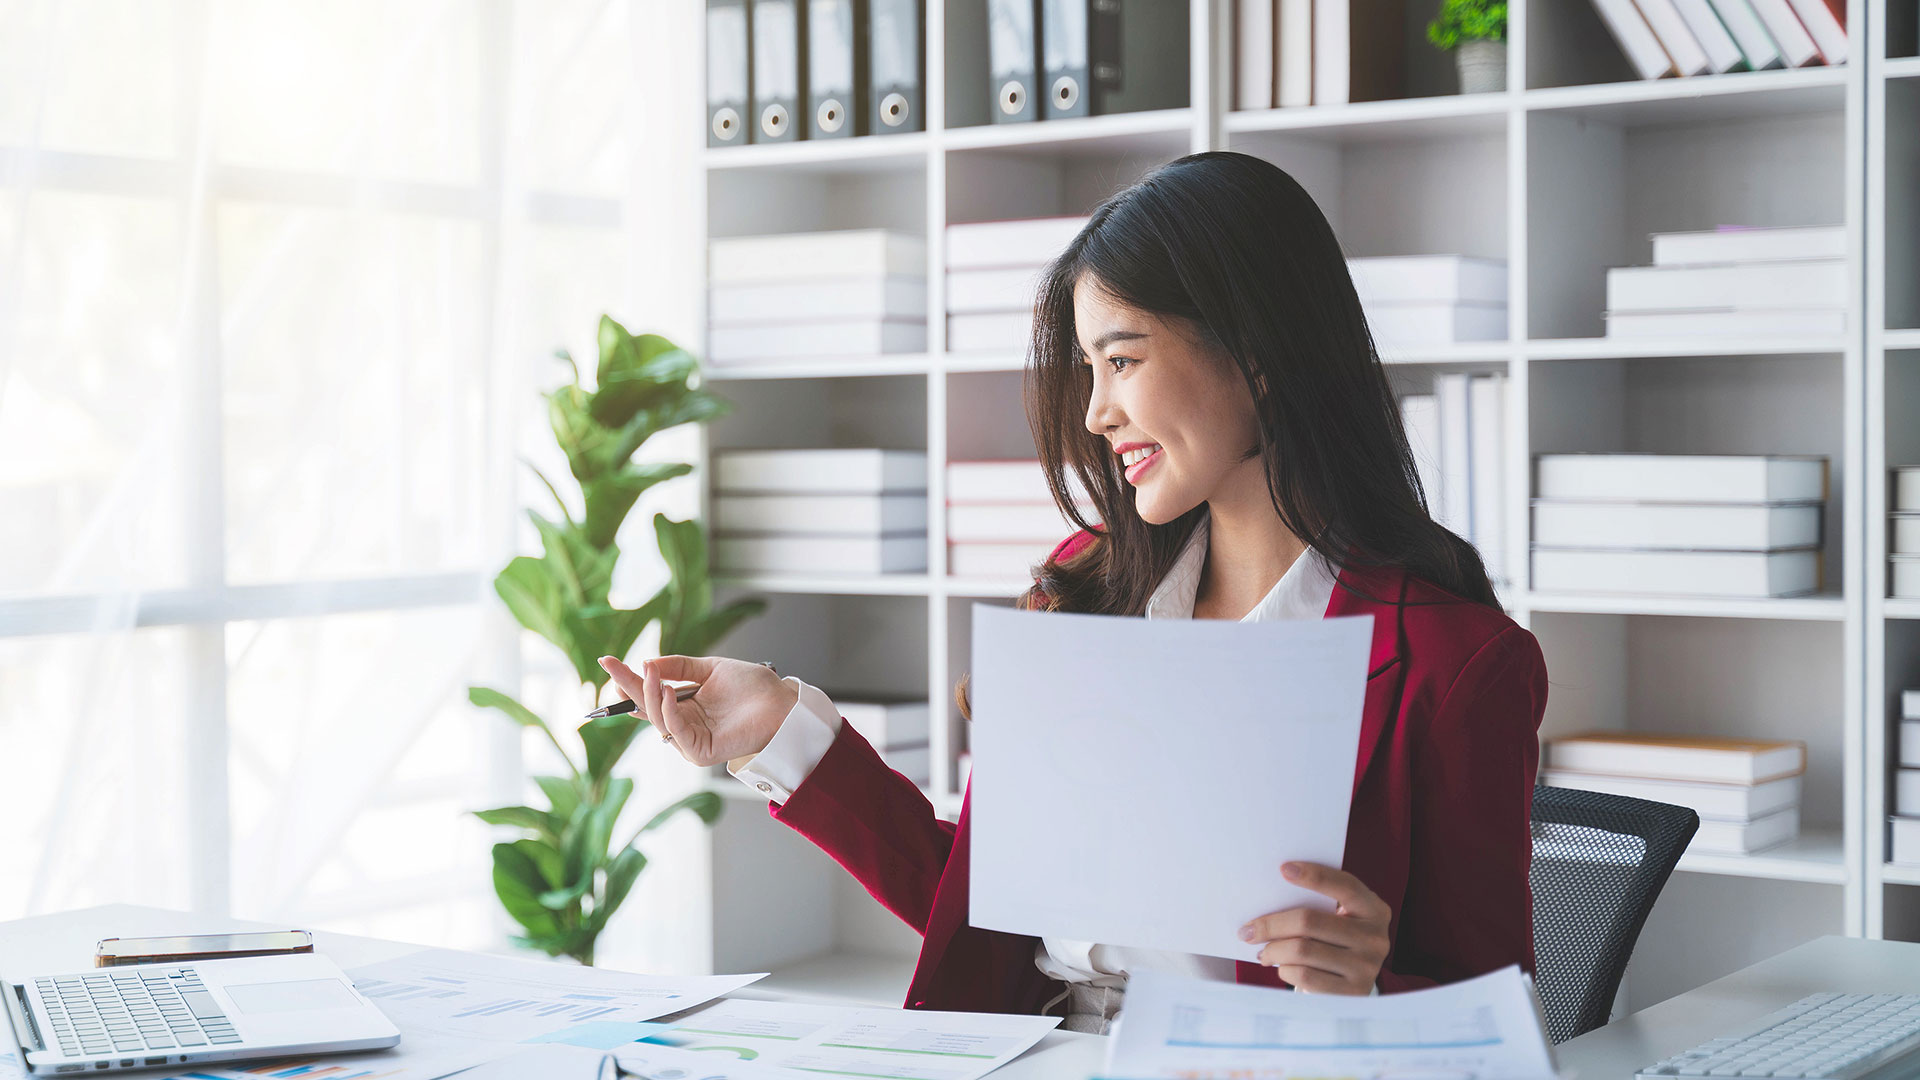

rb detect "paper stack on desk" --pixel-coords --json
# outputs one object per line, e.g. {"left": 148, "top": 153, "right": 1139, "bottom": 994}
{"left": 1105, "top": 965, "right": 1559, "bottom": 1080}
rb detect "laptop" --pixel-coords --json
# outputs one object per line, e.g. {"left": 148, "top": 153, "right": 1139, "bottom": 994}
{"left": 5, "top": 953, "right": 400, "bottom": 1075}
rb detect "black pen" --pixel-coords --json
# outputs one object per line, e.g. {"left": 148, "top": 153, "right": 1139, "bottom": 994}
{"left": 583, "top": 682, "right": 699, "bottom": 720}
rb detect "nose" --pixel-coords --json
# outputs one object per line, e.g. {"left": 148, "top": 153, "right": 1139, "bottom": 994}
{"left": 1084, "top": 365, "right": 1122, "bottom": 437}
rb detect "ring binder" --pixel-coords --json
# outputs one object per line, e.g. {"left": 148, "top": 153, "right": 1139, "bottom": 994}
{"left": 752, "top": 0, "right": 807, "bottom": 142}
{"left": 808, "top": 0, "right": 868, "bottom": 138}
{"left": 1040, "top": 0, "right": 1187, "bottom": 120}
{"left": 869, "top": 0, "right": 925, "bottom": 133}
{"left": 988, "top": 0, "right": 1041, "bottom": 123}
{"left": 707, "top": 0, "right": 752, "bottom": 146}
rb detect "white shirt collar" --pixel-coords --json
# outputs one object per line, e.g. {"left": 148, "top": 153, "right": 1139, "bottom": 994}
{"left": 1144, "top": 509, "right": 1338, "bottom": 622}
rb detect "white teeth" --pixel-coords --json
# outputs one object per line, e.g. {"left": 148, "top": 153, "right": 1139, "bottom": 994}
{"left": 1120, "top": 445, "right": 1160, "bottom": 468}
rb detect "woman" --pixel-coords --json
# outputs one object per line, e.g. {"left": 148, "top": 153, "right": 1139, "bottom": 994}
{"left": 600, "top": 150, "right": 1546, "bottom": 1032}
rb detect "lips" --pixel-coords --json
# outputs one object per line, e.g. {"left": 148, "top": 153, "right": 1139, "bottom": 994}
{"left": 1123, "top": 445, "right": 1162, "bottom": 484}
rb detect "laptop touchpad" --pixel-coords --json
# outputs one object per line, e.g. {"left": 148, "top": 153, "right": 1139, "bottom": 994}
{"left": 227, "top": 979, "right": 360, "bottom": 1013}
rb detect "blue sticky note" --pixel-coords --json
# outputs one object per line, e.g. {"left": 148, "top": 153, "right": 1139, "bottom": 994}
{"left": 526, "top": 1021, "right": 671, "bottom": 1050}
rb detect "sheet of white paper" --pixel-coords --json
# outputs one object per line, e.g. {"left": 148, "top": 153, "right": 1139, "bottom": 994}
{"left": 624, "top": 997, "right": 1062, "bottom": 1080}
{"left": 1106, "top": 966, "right": 1560, "bottom": 1080}
{"left": 344, "top": 948, "right": 765, "bottom": 1044}
{"left": 969, "top": 605, "right": 1375, "bottom": 962}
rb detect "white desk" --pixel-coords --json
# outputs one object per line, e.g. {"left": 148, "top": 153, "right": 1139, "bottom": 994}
{"left": 0, "top": 905, "right": 1107, "bottom": 1079}
{"left": 1557, "top": 935, "right": 1920, "bottom": 1078}
{"left": 12, "top": 910, "right": 1915, "bottom": 1080}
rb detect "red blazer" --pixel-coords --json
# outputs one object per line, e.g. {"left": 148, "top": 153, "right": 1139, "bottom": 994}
{"left": 766, "top": 529, "right": 1546, "bottom": 1013}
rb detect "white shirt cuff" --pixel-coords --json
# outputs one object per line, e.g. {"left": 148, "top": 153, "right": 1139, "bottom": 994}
{"left": 727, "top": 677, "right": 842, "bottom": 804}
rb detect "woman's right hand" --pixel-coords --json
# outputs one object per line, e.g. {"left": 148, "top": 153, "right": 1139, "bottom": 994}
{"left": 597, "top": 654, "right": 799, "bottom": 768}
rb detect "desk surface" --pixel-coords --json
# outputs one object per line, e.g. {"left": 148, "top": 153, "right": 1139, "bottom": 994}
{"left": 9, "top": 908, "right": 1920, "bottom": 1080}
{"left": 1556, "top": 935, "right": 1920, "bottom": 1078}
{"left": 0, "top": 905, "right": 1106, "bottom": 1079}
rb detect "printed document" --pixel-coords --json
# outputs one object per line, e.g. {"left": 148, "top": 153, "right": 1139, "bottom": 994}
{"left": 1107, "top": 965, "right": 1560, "bottom": 1080}
{"left": 625, "top": 997, "right": 1062, "bottom": 1080}
{"left": 969, "top": 605, "right": 1375, "bottom": 961}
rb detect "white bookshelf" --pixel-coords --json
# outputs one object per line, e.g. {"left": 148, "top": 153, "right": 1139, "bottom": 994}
{"left": 1862, "top": 0, "right": 1920, "bottom": 942}
{"left": 682, "top": 0, "right": 1899, "bottom": 1011}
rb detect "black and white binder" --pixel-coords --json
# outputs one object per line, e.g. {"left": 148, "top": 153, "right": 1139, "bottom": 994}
{"left": 708, "top": 0, "right": 752, "bottom": 146}
{"left": 869, "top": 0, "right": 925, "bottom": 133}
{"left": 987, "top": 0, "right": 1041, "bottom": 123}
{"left": 1040, "top": 0, "right": 1188, "bottom": 119}
{"left": 808, "top": 0, "right": 867, "bottom": 137}
{"left": 751, "top": 0, "right": 807, "bottom": 142}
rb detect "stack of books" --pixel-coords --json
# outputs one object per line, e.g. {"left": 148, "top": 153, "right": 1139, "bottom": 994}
{"left": 1231, "top": 0, "right": 1417, "bottom": 109}
{"left": 707, "top": 229, "right": 928, "bottom": 365}
{"left": 712, "top": 449, "right": 929, "bottom": 573}
{"left": 1545, "top": 731, "right": 1807, "bottom": 856}
{"left": 1351, "top": 256, "right": 1508, "bottom": 350}
{"left": 1588, "top": 0, "right": 1844, "bottom": 79}
{"left": 835, "top": 696, "right": 931, "bottom": 785}
{"left": 1531, "top": 454, "right": 1828, "bottom": 598}
{"left": 1398, "top": 373, "right": 1508, "bottom": 585}
{"left": 1892, "top": 467, "right": 1920, "bottom": 599}
{"left": 1894, "top": 691, "right": 1920, "bottom": 862}
{"left": 944, "top": 217, "right": 1087, "bottom": 355}
{"left": 1605, "top": 225, "right": 1847, "bottom": 340}
{"left": 946, "top": 460, "right": 1091, "bottom": 579}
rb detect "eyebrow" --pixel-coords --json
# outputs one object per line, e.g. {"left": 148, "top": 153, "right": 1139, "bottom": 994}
{"left": 1079, "top": 328, "right": 1151, "bottom": 356}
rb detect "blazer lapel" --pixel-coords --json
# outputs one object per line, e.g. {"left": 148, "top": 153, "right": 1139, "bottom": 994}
{"left": 1322, "top": 560, "right": 1409, "bottom": 799}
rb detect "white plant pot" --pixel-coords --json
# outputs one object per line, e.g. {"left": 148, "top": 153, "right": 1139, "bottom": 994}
{"left": 1457, "top": 39, "right": 1507, "bottom": 94}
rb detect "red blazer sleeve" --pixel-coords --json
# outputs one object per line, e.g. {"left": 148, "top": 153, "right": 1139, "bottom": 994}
{"left": 1377, "top": 625, "right": 1546, "bottom": 993}
{"left": 769, "top": 719, "right": 955, "bottom": 935}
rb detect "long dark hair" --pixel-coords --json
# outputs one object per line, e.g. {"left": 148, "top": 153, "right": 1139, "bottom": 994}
{"left": 953, "top": 151, "right": 1497, "bottom": 721}
{"left": 1020, "top": 150, "right": 1497, "bottom": 618}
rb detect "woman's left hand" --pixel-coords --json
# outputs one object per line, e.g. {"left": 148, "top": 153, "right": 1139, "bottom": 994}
{"left": 1238, "top": 861, "right": 1392, "bottom": 994}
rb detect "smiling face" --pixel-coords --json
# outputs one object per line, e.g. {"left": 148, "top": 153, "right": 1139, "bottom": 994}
{"left": 1074, "top": 273, "right": 1265, "bottom": 525}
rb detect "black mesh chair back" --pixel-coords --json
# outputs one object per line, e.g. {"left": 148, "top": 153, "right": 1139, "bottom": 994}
{"left": 1529, "top": 784, "right": 1699, "bottom": 1043}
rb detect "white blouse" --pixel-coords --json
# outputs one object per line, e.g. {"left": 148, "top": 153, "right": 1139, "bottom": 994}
{"left": 727, "top": 507, "right": 1340, "bottom": 990}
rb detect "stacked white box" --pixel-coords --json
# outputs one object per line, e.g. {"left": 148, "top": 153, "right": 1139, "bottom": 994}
{"left": 1604, "top": 225, "right": 1847, "bottom": 340}
{"left": 1348, "top": 256, "right": 1508, "bottom": 349}
{"left": 1891, "top": 467, "right": 1920, "bottom": 599}
{"left": 1530, "top": 454, "right": 1829, "bottom": 599}
{"left": 945, "top": 460, "right": 1093, "bottom": 579}
{"left": 1893, "top": 690, "right": 1920, "bottom": 864}
{"left": 707, "top": 229, "right": 928, "bottom": 364}
{"left": 944, "top": 217, "right": 1087, "bottom": 355}
{"left": 712, "top": 449, "right": 928, "bottom": 573}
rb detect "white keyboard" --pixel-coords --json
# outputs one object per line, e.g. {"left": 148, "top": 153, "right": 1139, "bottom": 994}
{"left": 1636, "top": 993, "right": 1920, "bottom": 1080}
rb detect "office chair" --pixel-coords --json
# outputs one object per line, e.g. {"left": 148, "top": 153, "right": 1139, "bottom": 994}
{"left": 1529, "top": 784, "right": 1700, "bottom": 1044}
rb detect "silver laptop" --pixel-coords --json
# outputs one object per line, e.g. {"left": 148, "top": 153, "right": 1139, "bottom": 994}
{"left": 5, "top": 953, "right": 400, "bottom": 1075}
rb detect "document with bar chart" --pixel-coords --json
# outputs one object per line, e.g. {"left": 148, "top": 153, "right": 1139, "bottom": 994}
{"left": 345, "top": 949, "right": 764, "bottom": 1045}
{"left": 1107, "top": 966, "right": 1559, "bottom": 1080}
{"left": 622, "top": 998, "right": 1061, "bottom": 1080}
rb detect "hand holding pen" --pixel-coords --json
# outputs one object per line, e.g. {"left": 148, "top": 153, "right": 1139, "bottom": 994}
{"left": 594, "top": 655, "right": 797, "bottom": 768}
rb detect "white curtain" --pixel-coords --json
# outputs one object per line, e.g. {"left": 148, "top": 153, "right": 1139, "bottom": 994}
{"left": 0, "top": 0, "right": 700, "bottom": 956}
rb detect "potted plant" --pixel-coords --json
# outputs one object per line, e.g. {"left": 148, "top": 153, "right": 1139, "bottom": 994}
{"left": 467, "top": 314, "right": 766, "bottom": 966}
{"left": 1428, "top": 0, "right": 1508, "bottom": 94}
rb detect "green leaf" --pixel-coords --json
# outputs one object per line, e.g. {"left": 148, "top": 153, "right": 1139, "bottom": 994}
{"left": 468, "top": 687, "right": 551, "bottom": 733}
{"left": 582, "top": 462, "right": 694, "bottom": 550}
{"left": 491, "top": 840, "right": 563, "bottom": 938}
{"left": 534, "top": 775, "right": 583, "bottom": 826}
{"left": 523, "top": 461, "right": 576, "bottom": 526}
{"left": 581, "top": 708, "right": 648, "bottom": 785}
{"left": 473, "top": 805, "right": 560, "bottom": 842}
{"left": 637, "top": 790, "right": 723, "bottom": 834}
{"left": 591, "top": 847, "right": 649, "bottom": 933}
{"left": 561, "top": 786, "right": 618, "bottom": 885}
{"left": 492, "top": 557, "right": 568, "bottom": 650}
{"left": 530, "top": 511, "right": 615, "bottom": 605}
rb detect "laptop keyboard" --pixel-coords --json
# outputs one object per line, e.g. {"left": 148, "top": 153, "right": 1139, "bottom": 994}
{"left": 33, "top": 967, "right": 239, "bottom": 1058}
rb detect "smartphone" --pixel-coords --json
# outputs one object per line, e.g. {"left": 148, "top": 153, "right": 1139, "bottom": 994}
{"left": 94, "top": 930, "right": 314, "bottom": 967}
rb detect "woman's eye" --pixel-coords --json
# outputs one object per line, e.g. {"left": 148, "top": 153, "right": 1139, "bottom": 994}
{"left": 1105, "top": 355, "right": 1138, "bottom": 372}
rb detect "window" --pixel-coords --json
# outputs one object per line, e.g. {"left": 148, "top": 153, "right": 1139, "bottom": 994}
{"left": 0, "top": 0, "right": 676, "bottom": 946}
